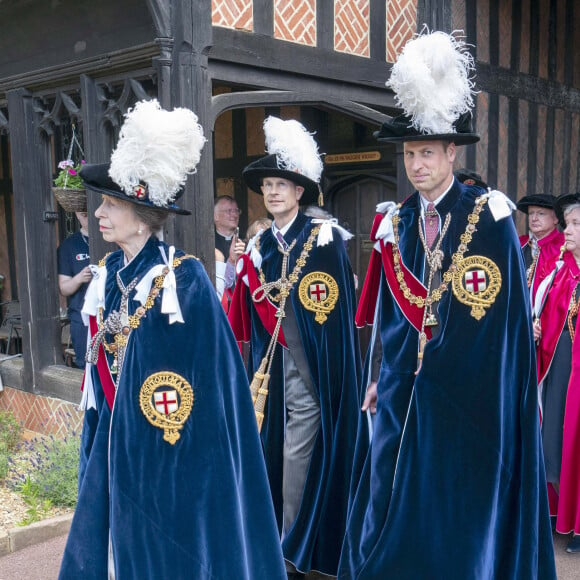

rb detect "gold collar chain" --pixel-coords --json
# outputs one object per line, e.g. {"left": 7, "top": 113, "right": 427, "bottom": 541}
{"left": 526, "top": 249, "right": 540, "bottom": 288}
{"left": 568, "top": 285, "right": 579, "bottom": 341}
{"left": 94, "top": 254, "right": 195, "bottom": 377}
{"left": 254, "top": 226, "right": 320, "bottom": 304}
{"left": 392, "top": 196, "right": 488, "bottom": 309}
{"left": 248, "top": 226, "right": 320, "bottom": 432}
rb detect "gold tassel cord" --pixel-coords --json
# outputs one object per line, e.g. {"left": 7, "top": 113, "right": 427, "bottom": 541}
{"left": 249, "top": 357, "right": 268, "bottom": 404}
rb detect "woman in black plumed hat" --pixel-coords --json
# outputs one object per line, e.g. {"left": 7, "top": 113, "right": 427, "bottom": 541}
{"left": 59, "top": 100, "right": 286, "bottom": 580}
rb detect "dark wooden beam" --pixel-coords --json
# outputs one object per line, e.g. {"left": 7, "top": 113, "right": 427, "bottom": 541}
{"left": 210, "top": 27, "right": 392, "bottom": 94}
{"left": 170, "top": 0, "right": 215, "bottom": 277}
{"left": 210, "top": 90, "right": 390, "bottom": 130}
{"left": 317, "top": 0, "right": 334, "bottom": 52}
{"left": 416, "top": 0, "right": 452, "bottom": 31}
{"left": 475, "top": 62, "right": 580, "bottom": 113}
{"left": 370, "top": 0, "right": 386, "bottom": 61}
{"left": 507, "top": 0, "right": 522, "bottom": 201}
{"left": 0, "top": 43, "right": 159, "bottom": 101}
{"left": 6, "top": 88, "right": 61, "bottom": 389}
{"left": 465, "top": 0, "right": 477, "bottom": 171}
{"left": 254, "top": 0, "right": 274, "bottom": 36}
{"left": 80, "top": 75, "right": 117, "bottom": 261}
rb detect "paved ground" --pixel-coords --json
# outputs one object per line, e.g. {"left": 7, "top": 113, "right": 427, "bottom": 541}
{"left": 0, "top": 532, "right": 578, "bottom": 579}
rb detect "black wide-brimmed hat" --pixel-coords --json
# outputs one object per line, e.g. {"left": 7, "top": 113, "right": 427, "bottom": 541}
{"left": 80, "top": 163, "right": 191, "bottom": 215}
{"left": 455, "top": 168, "right": 488, "bottom": 188}
{"left": 375, "top": 112, "right": 480, "bottom": 146}
{"left": 242, "top": 116, "right": 324, "bottom": 206}
{"left": 81, "top": 99, "right": 206, "bottom": 216}
{"left": 242, "top": 154, "right": 320, "bottom": 205}
{"left": 554, "top": 193, "right": 580, "bottom": 227}
{"left": 378, "top": 31, "right": 479, "bottom": 147}
{"left": 516, "top": 194, "right": 558, "bottom": 215}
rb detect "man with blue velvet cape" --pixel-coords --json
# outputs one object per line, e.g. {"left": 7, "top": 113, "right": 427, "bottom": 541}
{"left": 338, "top": 31, "right": 556, "bottom": 579}
{"left": 228, "top": 116, "right": 368, "bottom": 578}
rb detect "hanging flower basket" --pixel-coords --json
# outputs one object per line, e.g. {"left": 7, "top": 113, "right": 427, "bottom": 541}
{"left": 52, "top": 187, "right": 87, "bottom": 213}
{"left": 53, "top": 159, "right": 87, "bottom": 213}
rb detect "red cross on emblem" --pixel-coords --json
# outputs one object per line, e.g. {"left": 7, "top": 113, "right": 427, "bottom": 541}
{"left": 133, "top": 184, "right": 147, "bottom": 199}
{"left": 464, "top": 269, "right": 487, "bottom": 293}
{"left": 309, "top": 283, "right": 327, "bottom": 302}
{"left": 153, "top": 390, "right": 178, "bottom": 415}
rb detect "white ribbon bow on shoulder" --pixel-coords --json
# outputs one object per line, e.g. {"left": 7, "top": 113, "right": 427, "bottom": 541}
{"left": 134, "top": 246, "right": 184, "bottom": 324}
{"left": 311, "top": 218, "right": 354, "bottom": 247}
{"left": 245, "top": 230, "right": 264, "bottom": 269}
{"left": 374, "top": 201, "right": 399, "bottom": 249}
{"left": 81, "top": 263, "right": 108, "bottom": 325}
{"left": 480, "top": 189, "right": 516, "bottom": 221}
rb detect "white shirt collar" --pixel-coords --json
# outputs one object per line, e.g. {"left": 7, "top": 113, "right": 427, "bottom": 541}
{"left": 419, "top": 177, "right": 455, "bottom": 215}
{"left": 272, "top": 211, "right": 299, "bottom": 237}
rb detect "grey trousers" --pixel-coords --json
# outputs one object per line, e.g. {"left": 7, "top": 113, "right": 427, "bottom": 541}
{"left": 282, "top": 348, "right": 321, "bottom": 536}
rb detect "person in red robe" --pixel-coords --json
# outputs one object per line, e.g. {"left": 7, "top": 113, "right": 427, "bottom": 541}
{"left": 535, "top": 192, "right": 580, "bottom": 553}
{"left": 517, "top": 194, "right": 565, "bottom": 307}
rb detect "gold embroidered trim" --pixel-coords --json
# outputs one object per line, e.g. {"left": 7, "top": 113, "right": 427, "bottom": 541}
{"left": 98, "top": 254, "right": 196, "bottom": 369}
{"left": 298, "top": 271, "right": 339, "bottom": 324}
{"left": 255, "top": 227, "right": 321, "bottom": 303}
{"left": 249, "top": 226, "right": 320, "bottom": 432}
{"left": 139, "top": 371, "right": 194, "bottom": 445}
{"left": 392, "top": 196, "right": 489, "bottom": 309}
{"left": 451, "top": 255, "right": 502, "bottom": 320}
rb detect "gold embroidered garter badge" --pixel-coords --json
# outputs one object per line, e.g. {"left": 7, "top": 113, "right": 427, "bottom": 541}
{"left": 451, "top": 255, "right": 502, "bottom": 320}
{"left": 139, "top": 372, "right": 194, "bottom": 445}
{"left": 298, "top": 272, "right": 339, "bottom": 324}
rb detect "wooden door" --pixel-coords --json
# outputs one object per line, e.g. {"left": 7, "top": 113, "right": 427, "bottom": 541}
{"left": 329, "top": 176, "right": 397, "bottom": 357}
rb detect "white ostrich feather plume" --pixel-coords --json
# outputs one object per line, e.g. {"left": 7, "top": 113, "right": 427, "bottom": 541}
{"left": 109, "top": 99, "right": 206, "bottom": 207}
{"left": 264, "top": 116, "right": 323, "bottom": 183}
{"left": 386, "top": 30, "right": 476, "bottom": 134}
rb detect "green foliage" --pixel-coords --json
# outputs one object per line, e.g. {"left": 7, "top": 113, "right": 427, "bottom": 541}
{"left": 53, "top": 159, "right": 85, "bottom": 189}
{"left": 12, "top": 431, "right": 80, "bottom": 509}
{"left": 0, "top": 410, "right": 22, "bottom": 481}
{"left": 0, "top": 441, "right": 8, "bottom": 481}
{"left": 17, "top": 476, "right": 53, "bottom": 526}
{"left": 0, "top": 409, "right": 22, "bottom": 452}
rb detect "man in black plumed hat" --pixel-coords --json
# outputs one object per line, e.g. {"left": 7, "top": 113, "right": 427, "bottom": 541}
{"left": 516, "top": 193, "right": 564, "bottom": 307}
{"left": 228, "top": 116, "right": 368, "bottom": 579}
{"left": 339, "top": 30, "right": 556, "bottom": 579}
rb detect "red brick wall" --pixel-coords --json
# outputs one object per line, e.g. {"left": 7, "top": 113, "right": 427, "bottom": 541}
{"left": 335, "top": 0, "right": 370, "bottom": 57}
{"left": 0, "top": 387, "right": 82, "bottom": 437}
{"left": 212, "top": 0, "right": 418, "bottom": 61}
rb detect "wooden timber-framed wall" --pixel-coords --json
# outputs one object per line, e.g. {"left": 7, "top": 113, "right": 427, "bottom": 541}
{"left": 0, "top": 0, "right": 579, "bottom": 396}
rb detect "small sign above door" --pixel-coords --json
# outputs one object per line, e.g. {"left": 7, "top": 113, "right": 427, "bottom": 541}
{"left": 324, "top": 151, "right": 381, "bottom": 164}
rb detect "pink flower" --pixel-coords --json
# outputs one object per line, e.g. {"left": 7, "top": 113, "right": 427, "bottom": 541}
{"left": 68, "top": 169, "right": 77, "bottom": 176}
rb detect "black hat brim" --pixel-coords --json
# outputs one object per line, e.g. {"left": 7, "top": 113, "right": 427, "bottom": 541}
{"left": 554, "top": 193, "right": 580, "bottom": 227}
{"left": 374, "top": 112, "right": 480, "bottom": 146}
{"left": 516, "top": 194, "right": 558, "bottom": 214}
{"left": 454, "top": 169, "right": 488, "bottom": 189}
{"left": 242, "top": 155, "right": 320, "bottom": 205}
{"left": 80, "top": 163, "right": 191, "bottom": 216}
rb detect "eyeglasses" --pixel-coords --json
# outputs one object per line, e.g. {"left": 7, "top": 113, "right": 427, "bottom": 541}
{"left": 219, "top": 208, "right": 242, "bottom": 216}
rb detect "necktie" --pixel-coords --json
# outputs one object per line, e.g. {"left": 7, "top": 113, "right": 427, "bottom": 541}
{"left": 275, "top": 230, "right": 288, "bottom": 250}
{"left": 425, "top": 202, "right": 439, "bottom": 248}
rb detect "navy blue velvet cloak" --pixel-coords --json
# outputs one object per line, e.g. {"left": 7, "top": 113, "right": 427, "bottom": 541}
{"left": 59, "top": 237, "right": 286, "bottom": 580}
{"left": 239, "top": 212, "right": 369, "bottom": 575}
{"left": 339, "top": 181, "right": 556, "bottom": 579}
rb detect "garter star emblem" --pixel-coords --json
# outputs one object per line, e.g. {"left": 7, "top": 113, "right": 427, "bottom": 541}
{"left": 139, "top": 372, "right": 194, "bottom": 444}
{"left": 298, "top": 272, "right": 339, "bottom": 324}
{"left": 451, "top": 255, "right": 502, "bottom": 320}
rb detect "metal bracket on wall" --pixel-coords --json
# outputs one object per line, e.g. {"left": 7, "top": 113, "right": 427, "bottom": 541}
{"left": 43, "top": 211, "right": 59, "bottom": 222}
